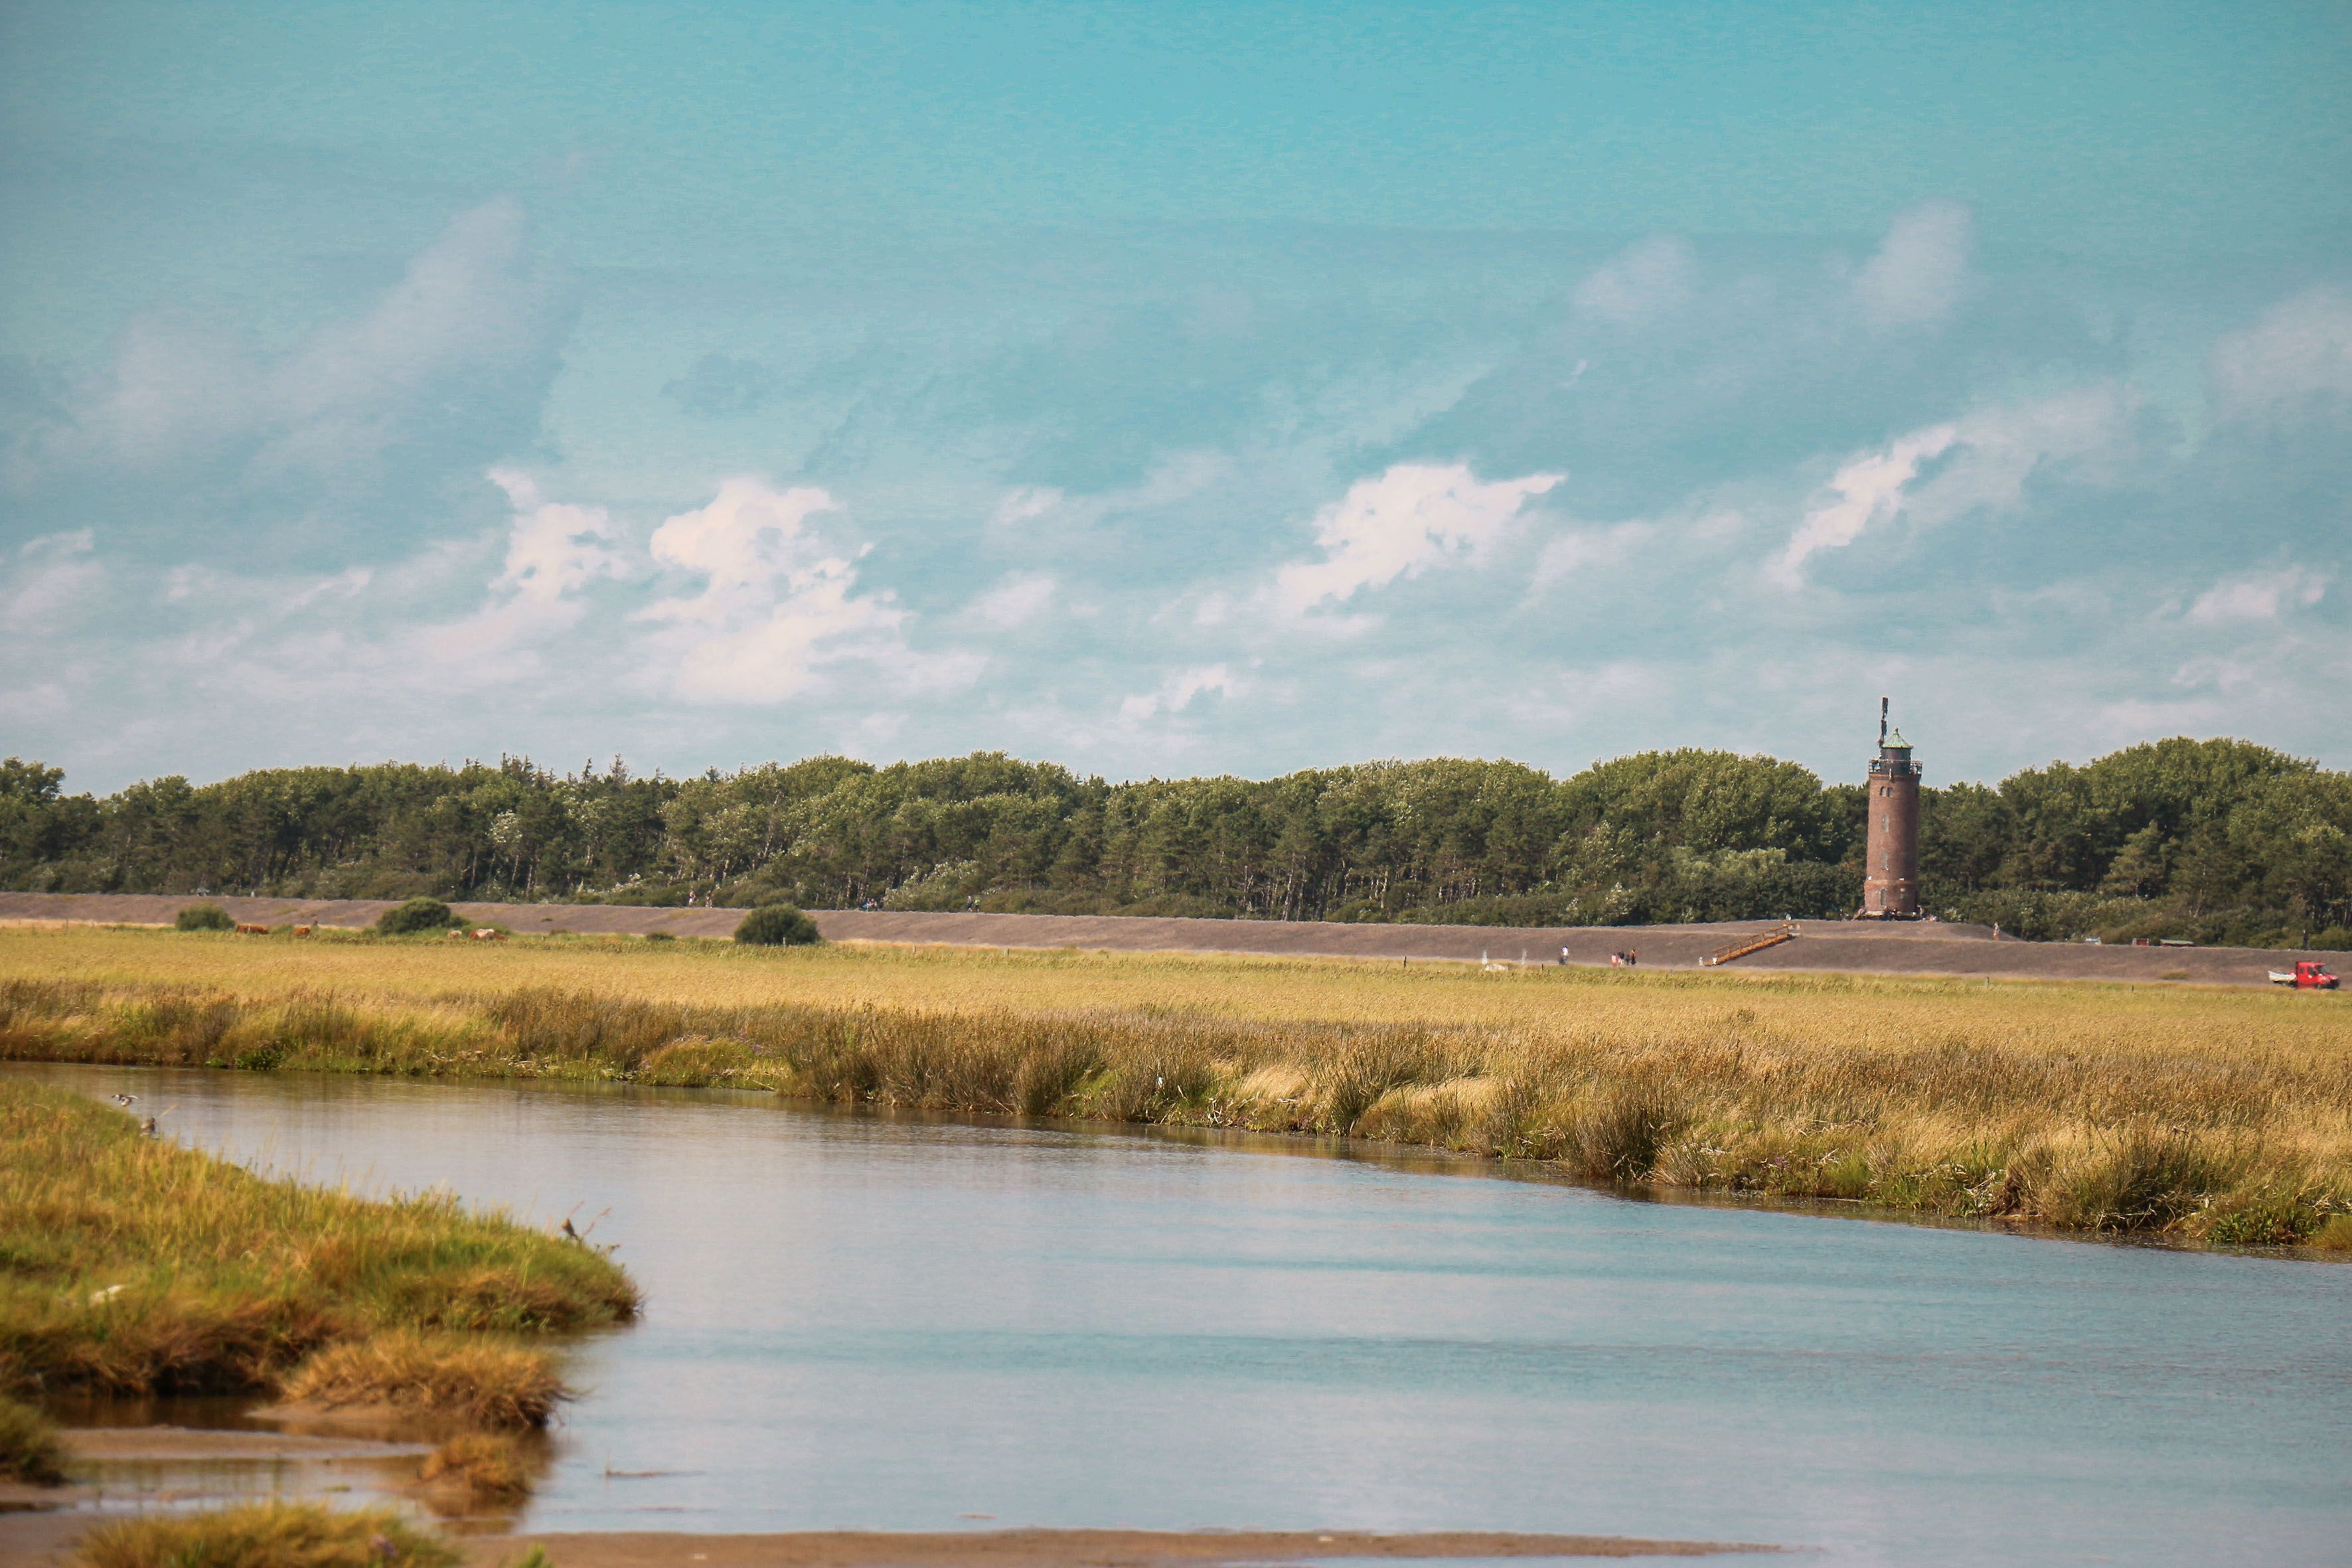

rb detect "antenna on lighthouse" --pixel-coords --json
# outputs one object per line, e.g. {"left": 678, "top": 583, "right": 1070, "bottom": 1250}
{"left": 1879, "top": 696, "right": 1889, "bottom": 747}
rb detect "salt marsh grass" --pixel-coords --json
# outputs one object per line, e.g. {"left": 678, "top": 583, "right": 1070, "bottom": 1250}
{"left": 283, "top": 1330, "right": 566, "bottom": 1429}
{"left": 76, "top": 1501, "right": 457, "bottom": 1568}
{"left": 0, "top": 1078, "right": 636, "bottom": 1403}
{"left": 0, "top": 1391, "right": 63, "bottom": 1483}
{"left": 4, "top": 925, "right": 2349, "bottom": 1248}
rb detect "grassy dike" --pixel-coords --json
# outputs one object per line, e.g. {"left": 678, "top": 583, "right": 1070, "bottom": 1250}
{"left": 4, "top": 925, "right": 2351, "bottom": 1250}
{"left": 0, "top": 1077, "right": 637, "bottom": 1421}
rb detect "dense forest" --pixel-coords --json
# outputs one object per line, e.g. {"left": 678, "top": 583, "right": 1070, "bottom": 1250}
{"left": 3, "top": 738, "right": 2348, "bottom": 947}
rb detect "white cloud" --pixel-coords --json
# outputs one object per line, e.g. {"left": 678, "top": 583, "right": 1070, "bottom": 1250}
{"left": 2209, "top": 287, "right": 2352, "bottom": 416}
{"left": 1119, "top": 663, "right": 1239, "bottom": 721}
{"left": 1274, "top": 463, "right": 1564, "bottom": 613}
{"left": 639, "top": 478, "right": 905, "bottom": 703}
{"left": 1772, "top": 385, "right": 2134, "bottom": 586}
{"left": 1855, "top": 200, "right": 1974, "bottom": 330}
{"left": 428, "top": 469, "right": 625, "bottom": 659}
{"left": 1573, "top": 236, "right": 1695, "bottom": 326}
{"left": 971, "top": 572, "right": 1057, "bottom": 628}
{"left": 2187, "top": 567, "right": 2329, "bottom": 625}
{"left": 2, "top": 529, "right": 104, "bottom": 633}
{"left": 1771, "top": 424, "right": 1956, "bottom": 586}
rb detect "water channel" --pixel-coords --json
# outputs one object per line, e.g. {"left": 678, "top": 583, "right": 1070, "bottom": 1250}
{"left": 13, "top": 1062, "right": 2349, "bottom": 1567}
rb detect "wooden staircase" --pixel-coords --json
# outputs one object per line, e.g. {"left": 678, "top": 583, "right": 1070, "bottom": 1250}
{"left": 1702, "top": 920, "right": 1800, "bottom": 967}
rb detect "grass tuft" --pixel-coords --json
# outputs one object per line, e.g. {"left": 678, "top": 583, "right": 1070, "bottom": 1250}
{"left": 0, "top": 1392, "right": 64, "bottom": 1484}
{"left": 419, "top": 1431, "right": 533, "bottom": 1502}
{"left": 283, "top": 1331, "right": 566, "bottom": 1429}
{"left": 1573, "top": 1085, "right": 1687, "bottom": 1182}
{"left": 76, "top": 1501, "right": 456, "bottom": 1568}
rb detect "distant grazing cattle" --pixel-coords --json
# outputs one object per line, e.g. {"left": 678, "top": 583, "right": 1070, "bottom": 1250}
{"left": 471, "top": 927, "right": 507, "bottom": 941}
{"left": 292, "top": 925, "right": 313, "bottom": 936}
{"left": 234, "top": 923, "right": 270, "bottom": 935}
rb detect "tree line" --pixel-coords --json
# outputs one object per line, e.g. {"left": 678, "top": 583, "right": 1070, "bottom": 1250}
{"left": 2, "top": 738, "right": 2347, "bottom": 946}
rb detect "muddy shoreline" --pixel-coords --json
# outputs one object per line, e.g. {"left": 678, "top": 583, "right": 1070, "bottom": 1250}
{"left": 453, "top": 1528, "right": 1780, "bottom": 1565}
{"left": 0, "top": 1427, "right": 1779, "bottom": 1565}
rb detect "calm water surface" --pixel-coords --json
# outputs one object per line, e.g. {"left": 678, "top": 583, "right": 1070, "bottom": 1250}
{"left": 15, "top": 1063, "right": 2349, "bottom": 1567}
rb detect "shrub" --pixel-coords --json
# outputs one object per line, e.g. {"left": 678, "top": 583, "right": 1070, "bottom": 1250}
{"left": 735, "top": 903, "right": 821, "bottom": 947}
{"left": 0, "top": 1394, "right": 64, "bottom": 1484}
{"left": 78, "top": 1502, "right": 457, "bottom": 1568}
{"left": 378, "top": 897, "right": 459, "bottom": 935}
{"left": 174, "top": 903, "right": 235, "bottom": 933}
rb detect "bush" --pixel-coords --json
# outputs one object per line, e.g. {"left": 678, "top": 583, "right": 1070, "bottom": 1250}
{"left": 0, "top": 1394, "right": 64, "bottom": 1484}
{"left": 377, "top": 897, "right": 459, "bottom": 935}
{"left": 175, "top": 903, "right": 235, "bottom": 933}
{"left": 735, "top": 903, "right": 822, "bottom": 947}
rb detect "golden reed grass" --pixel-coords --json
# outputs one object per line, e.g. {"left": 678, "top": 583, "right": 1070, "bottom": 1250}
{"left": 418, "top": 1431, "right": 534, "bottom": 1503}
{"left": 5, "top": 925, "right": 2349, "bottom": 1249}
{"left": 283, "top": 1330, "right": 565, "bottom": 1430}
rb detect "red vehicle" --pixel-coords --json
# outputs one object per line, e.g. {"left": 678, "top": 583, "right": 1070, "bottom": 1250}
{"left": 2268, "top": 961, "right": 2341, "bottom": 990}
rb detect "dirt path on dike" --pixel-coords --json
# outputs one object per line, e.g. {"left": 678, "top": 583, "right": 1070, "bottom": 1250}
{"left": 0, "top": 890, "right": 2334, "bottom": 988}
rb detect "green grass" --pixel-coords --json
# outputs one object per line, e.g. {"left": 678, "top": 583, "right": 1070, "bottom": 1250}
{"left": 76, "top": 1502, "right": 457, "bottom": 1568}
{"left": 0, "top": 1081, "right": 636, "bottom": 1403}
{"left": 4, "top": 925, "right": 2350, "bottom": 1251}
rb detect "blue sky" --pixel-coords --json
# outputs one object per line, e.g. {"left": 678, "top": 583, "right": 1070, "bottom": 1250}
{"left": 3, "top": 1, "right": 2348, "bottom": 793}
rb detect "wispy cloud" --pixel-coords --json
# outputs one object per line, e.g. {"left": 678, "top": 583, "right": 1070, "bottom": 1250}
{"left": 1, "top": 530, "right": 103, "bottom": 634}
{"left": 1854, "top": 200, "right": 1974, "bottom": 331}
{"left": 970, "top": 572, "right": 1057, "bottom": 628}
{"left": 1120, "top": 663, "right": 1239, "bottom": 722}
{"left": 1273, "top": 463, "right": 1563, "bottom": 614}
{"left": 33, "top": 198, "right": 559, "bottom": 485}
{"left": 2187, "top": 566, "right": 2329, "bottom": 625}
{"left": 1573, "top": 236, "right": 1695, "bottom": 327}
{"left": 2208, "top": 286, "right": 2352, "bottom": 417}
{"left": 1772, "top": 385, "right": 2135, "bottom": 587}
{"left": 1771, "top": 424, "right": 1957, "bottom": 586}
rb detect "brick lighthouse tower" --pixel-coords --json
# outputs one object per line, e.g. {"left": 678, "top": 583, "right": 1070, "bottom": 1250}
{"left": 1860, "top": 698, "right": 1922, "bottom": 919}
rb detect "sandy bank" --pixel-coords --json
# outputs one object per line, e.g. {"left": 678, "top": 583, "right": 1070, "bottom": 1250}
{"left": 0, "top": 1425, "right": 435, "bottom": 1565}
